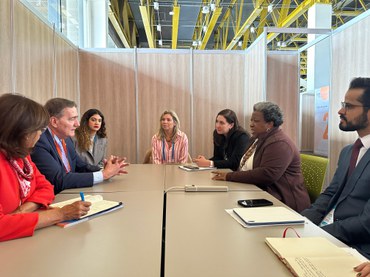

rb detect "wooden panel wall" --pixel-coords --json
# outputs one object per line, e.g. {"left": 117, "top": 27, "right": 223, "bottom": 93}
{"left": 55, "top": 35, "right": 79, "bottom": 100}
{"left": 300, "top": 93, "right": 315, "bottom": 151}
{"left": 193, "top": 52, "right": 246, "bottom": 158}
{"left": 13, "top": 1, "right": 54, "bottom": 103}
{"left": 244, "top": 36, "right": 267, "bottom": 125}
{"left": 0, "top": 0, "right": 11, "bottom": 94}
{"left": 267, "top": 52, "right": 299, "bottom": 145}
{"left": 329, "top": 13, "right": 370, "bottom": 180}
{"left": 79, "top": 50, "right": 136, "bottom": 161}
{"left": 137, "top": 51, "right": 191, "bottom": 161}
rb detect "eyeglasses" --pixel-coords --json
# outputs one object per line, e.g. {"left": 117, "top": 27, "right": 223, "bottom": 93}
{"left": 341, "top": 102, "right": 369, "bottom": 110}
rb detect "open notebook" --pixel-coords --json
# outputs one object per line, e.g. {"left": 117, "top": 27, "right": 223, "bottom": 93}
{"left": 265, "top": 237, "right": 365, "bottom": 277}
{"left": 232, "top": 206, "right": 305, "bottom": 227}
{"left": 50, "top": 195, "right": 123, "bottom": 228}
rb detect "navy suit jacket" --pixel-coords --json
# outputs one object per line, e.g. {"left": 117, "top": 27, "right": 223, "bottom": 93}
{"left": 302, "top": 142, "right": 370, "bottom": 258}
{"left": 31, "top": 130, "right": 100, "bottom": 194}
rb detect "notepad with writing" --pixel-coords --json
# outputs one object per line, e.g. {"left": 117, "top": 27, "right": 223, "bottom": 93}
{"left": 50, "top": 195, "right": 123, "bottom": 228}
{"left": 265, "top": 237, "right": 364, "bottom": 277}
{"left": 232, "top": 206, "right": 305, "bottom": 227}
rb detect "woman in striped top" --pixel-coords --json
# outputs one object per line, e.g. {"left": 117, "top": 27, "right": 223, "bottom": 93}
{"left": 151, "top": 110, "right": 189, "bottom": 164}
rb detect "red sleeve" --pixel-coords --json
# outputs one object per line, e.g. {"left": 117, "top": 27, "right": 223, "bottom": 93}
{"left": 24, "top": 156, "right": 55, "bottom": 208}
{"left": 0, "top": 206, "right": 39, "bottom": 242}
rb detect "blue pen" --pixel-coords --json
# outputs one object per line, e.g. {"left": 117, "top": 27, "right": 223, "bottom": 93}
{"left": 79, "top": 192, "right": 85, "bottom": 201}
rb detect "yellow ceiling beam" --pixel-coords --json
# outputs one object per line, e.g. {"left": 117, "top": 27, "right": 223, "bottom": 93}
{"left": 139, "top": 4, "right": 155, "bottom": 48}
{"left": 108, "top": 5, "right": 132, "bottom": 48}
{"left": 226, "top": 0, "right": 264, "bottom": 50}
{"left": 236, "top": 0, "right": 245, "bottom": 32}
{"left": 278, "top": 0, "right": 292, "bottom": 26}
{"left": 267, "top": 0, "right": 318, "bottom": 43}
{"left": 257, "top": 1, "right": 269, "bottom": 36}
{"left": 333, "top": 10, "right": 362, "bottom": 17}
{"left": 171, "top": 6, "right": 180, "bottom": 49}
{"left": 291, "top": 37, "right": 307, "bottom": 42}
{"left": 199, "top": 7, "right": 223, "bottom": 49}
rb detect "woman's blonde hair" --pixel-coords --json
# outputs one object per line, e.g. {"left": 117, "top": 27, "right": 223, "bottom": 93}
{"left": 156, "top": 110, "right": 180, "bottom": 141}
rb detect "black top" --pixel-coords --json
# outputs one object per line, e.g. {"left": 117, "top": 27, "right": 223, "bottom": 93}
{"left": 210, "top": 129, "right": 250, "bottom": 171}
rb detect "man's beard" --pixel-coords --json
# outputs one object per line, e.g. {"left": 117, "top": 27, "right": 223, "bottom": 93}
{"left": 339, "top": 112, "right": 368, "bottom": 131}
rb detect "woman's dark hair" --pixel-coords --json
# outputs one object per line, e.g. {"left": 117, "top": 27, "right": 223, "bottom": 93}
{"left": 253, "top": 102, "right": 284, "bottom": 127}
{"left": 213, "top": 109, "right": 245, "bottom": 146}
{"left": 75, "top": 109, "right": 107, "bottom": 152}
{"left": 0, "top": 93, "right": 49, "bottom": 158}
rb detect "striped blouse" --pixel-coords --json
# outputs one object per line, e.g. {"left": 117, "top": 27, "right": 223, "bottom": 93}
{"left": 151, "top": 130, "right": 189, "bottom": 164}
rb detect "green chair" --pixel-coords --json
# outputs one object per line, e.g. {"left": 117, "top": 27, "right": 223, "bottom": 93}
{"left": 300, "top": 154, "right": 329, "bottom": 203}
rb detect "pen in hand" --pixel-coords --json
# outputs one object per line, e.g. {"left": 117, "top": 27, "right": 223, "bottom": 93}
{"left": 79, "top": 192, "right": 85, "bottom": 201}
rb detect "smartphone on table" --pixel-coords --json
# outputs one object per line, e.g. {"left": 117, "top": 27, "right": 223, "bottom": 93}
{"left": 237, "top": 199, "right": 273, "bottom": 208}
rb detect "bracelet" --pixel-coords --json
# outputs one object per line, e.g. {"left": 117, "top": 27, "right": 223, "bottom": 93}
{"left": 209, "top": 160, "right": 214, "bottom": 167}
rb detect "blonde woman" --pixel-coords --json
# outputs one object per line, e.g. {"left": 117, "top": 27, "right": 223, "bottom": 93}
{"left": 151, "top": 110, "right": 188, "bottom": 164}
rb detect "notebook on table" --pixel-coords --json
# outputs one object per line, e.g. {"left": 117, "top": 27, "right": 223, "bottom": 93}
{"left": 232, "top": 206, "right": 305, "bottom": 227}
{"left": 50, "top": 195, "right": 123, "bottom": 228}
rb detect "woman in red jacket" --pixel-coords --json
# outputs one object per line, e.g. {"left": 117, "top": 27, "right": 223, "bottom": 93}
{"left": 0, "top": 93, "right": 91, "bottom": 242}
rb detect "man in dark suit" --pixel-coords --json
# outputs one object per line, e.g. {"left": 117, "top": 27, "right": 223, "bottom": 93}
{"left": 31, "top": 98, "right": 128, "bottom": 194}
{"left": 302, "top": 77, "right": 370, "bottom": 258}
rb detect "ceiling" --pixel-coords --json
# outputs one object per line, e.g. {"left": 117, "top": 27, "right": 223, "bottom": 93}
{"left": 108, "top": 0, "right": 370, "bottom": 50}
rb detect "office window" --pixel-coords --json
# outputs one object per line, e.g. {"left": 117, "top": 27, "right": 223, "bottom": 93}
{"left": 23, "top": 0, "right": 80, "bottom": 46}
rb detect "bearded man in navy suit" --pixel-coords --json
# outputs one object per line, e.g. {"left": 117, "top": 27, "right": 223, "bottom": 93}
{"left": 302, "top": 77, "right": 370, "bottom": 259}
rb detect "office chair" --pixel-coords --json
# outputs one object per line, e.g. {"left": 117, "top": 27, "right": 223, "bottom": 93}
{"left": 300, "top": 154, "right": 329, "bottom": 203}
{"left": 143, "top": 149, "right": 153, "bottom": 164}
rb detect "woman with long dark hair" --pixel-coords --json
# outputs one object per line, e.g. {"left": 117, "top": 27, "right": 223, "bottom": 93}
{"left": 194, "top": 109, "right": 250, "bottom": 171}
{"left": 74, "top": 109, "right": 107, "bottom": 167}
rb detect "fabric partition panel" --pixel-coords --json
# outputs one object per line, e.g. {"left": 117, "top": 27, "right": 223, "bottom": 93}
{"left": 55, "top": 36, "right": 79, "bottom": 101}
{"left": 244, "top": 34, "right": 267, "bottom": 129}
{"left": 79, "top": 50, "right": 136, "bottom": 161}
{"left": 13, "top": 1, "right": 54, "bottom": 103}
{"left": 266, "top": 52, "right": 299, "bottom": 145}
{"left": 329, "top": 11, "right": 370, "bottom": 181}
{"left": 193, "top": 51, "right": 246, "bottom": 159}
{"left": 0, "top": 0, "right": 12, "bottom": 94}
{"left": 300, "top": 93, "right": 315, "bottom": 151}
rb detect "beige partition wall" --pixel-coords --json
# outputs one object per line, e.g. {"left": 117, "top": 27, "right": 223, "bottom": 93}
{"left": 79, "top": 50, "right": 136, "bottom": 161}
{"left": 55, "top": 36, "right": 79, "bottom": 100}
{"left": 0, "top": 0, "right": 12, "bottom": 94}
{"left": 136, "top": 50, "right": 191, "bottom": 162}
{"left": 193, "top": 51, "right": 246, "bottom": 158}
{"left": 267, "top": 52, "right": 299, "bottom": 145}
{"left": 244, "top": 35, "right": 267, "bottom": 125}
{"left": 329, "top": 12, "right": 370, "bottom": 180}
{"left": 300, "top": 93, "right": 315, "bottom": 151}
{"left": 13, "top": 1, "right": 54, "bottom": 103}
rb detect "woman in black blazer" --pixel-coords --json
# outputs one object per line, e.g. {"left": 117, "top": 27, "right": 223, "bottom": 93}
{"left": 194, "top": 109, "right": 250, "bottom": 171}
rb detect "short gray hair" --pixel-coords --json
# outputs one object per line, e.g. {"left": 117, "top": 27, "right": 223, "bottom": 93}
{"left": 44, "top": 98, "right": 77, "bottom": 118}
{"left": 253, "top": 101, "right": 283, "bottom": 127}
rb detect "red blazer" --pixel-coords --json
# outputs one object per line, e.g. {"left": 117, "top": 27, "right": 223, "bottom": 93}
{"left": 0, "top": 153, "right": 54, "bottom": 241}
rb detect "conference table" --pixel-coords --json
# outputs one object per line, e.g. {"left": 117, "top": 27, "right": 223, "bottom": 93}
{"left": 1, "top": 164, "right": 350, "bottom": 277}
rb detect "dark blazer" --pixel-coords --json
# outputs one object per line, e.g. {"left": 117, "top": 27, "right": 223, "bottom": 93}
{"left": 31, "top": 130, "right": 100, "bottom": 194}
{"left": 226, "top": 127, "right": 310, "bottom": 212}
{"left": 301, "top": 142, "right": 370, "bottom": 259}
{"left": 211, "top": 129, "right": 250, "bottom": 171}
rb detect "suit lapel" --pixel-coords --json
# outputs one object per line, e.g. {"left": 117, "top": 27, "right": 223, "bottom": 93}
{"left": 45, "top": 130, "right": 63, "bottom": 165}
{"left": 337, "top": 146, "right": 370, "bottom": 204}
